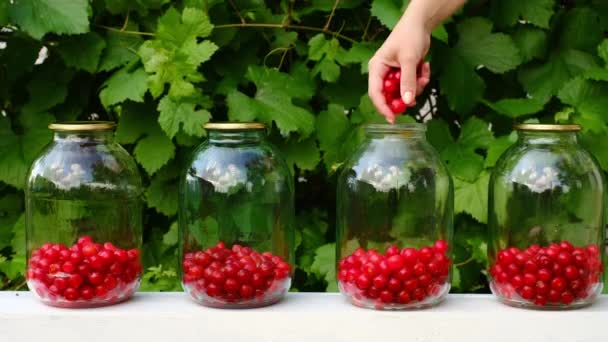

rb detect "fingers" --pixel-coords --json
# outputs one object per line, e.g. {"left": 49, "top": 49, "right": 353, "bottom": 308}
{"left": 416, "top": 62, "right": 431, "bottom": 96}
{"left": 368, "top": 59, "right": 396, "bottom": 123}
{"left": 399, "top": 56, "right": 418, "bottom": 106}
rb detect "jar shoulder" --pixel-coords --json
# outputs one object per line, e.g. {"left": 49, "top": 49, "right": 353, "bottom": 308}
{"left": 27, "top": 141, "right": 142, "bottom": 194}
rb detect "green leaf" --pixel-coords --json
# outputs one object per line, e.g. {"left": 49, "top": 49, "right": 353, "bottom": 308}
{"left": 432, "top": 24, "right": 449, "bottom": 44}
{"left": 513, "top": 27, "right": 548, "bottom": 62}
{"left": 559, "top": 8, "right": 603, "bottom": 53}
{"left": 341, "top": 42, "right": 378, "bottom": 74}
{"left": 138, "top": 7, "right": 217, "bottom": 98}
{"left": 162, "top": 222, "right": 178, "bottom": 246}
{"left": 454, "top": 171, "right": 490, "bottom": 223}
{"left": 426, "top": 119, "right": 454, "bottom": 152}
{"left": 157, "top": 96, "right": 211, "bottom": 139}
{"left": 281, "top": 137, "right": 320, "bottom": 171}
{"left": 484, "top": 135, "right": 516, "bottom": 168}
{"left": 146, "top": 165, "right": 179, "bottom": 216}
{"left": 310, "top": 243, "right": 338, "bottom": 292}
{"left": 99, "top": 25, "right": 144, "bottom": 72}
{"left": 581, "top": 132, "right": 608, "bottom": 171}
{"left": 134, "top": 125, "right": 176, "bottom": 175}
{"left": 99, "top": 67, "right": 148, "bottom": 108}
{"left": 308, "top": 34, "right": 346, "bottom": 82}
{"left": 441, "top": 144, "right": 484, "bottom": 182}
{"left": 56, "top": 32, "right": 106, "bottom": 73}
{"left": 439, "top": 54, "right": 486, "bottom": 114}
{"left": 598, "top": 39, "right": 608, "bottom": 65}
{"left": 483, "top": 97, "right": 547, "bottom": 118}
{"left": 370, "top": 0, "right": 408, "bottom": 29}
{"left": 0, "top": 1, "right": 8, "bottom": 26}
{"left": 519, "top": 50, "right": 598, "bottom": 98}
{"left": 455, "top": 17, "right": 522, "bottom": 73}
{"left": 227, "top": 66, "right": 316, "bottom": 137}
{"left": 9, "top": 0, "right": 90, "bottom": 39}
{"left": 459, "top": 117, "right": 493, "bottom": 150}
{"left": 22, "top": 64, "right": 73, "bottom": 114}
{"left": 0, "top": 113, "right": 54, "bottom": 189}
{"left": 490, "top": 0, "right": 554, "bottom": 29}
{"left": 115, "top": 102, "right": 152, "bottom": 145}
{"left": 557, "top": 77, "right": 608, "bottom": 133}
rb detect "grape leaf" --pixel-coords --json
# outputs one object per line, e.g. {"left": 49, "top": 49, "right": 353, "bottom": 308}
{"left": 459, "top": 117, "right": 493, "bottom": 150}
{"left": 227, "top": 66, "right": 316, "bottom": 137}
{"left": 146, "top": 165, "right": 179, "bottom": 216}
{"left": 157, "top": 96, "right": 211, "bottom": 139}
{"left": 454, "top": 171, "right": 490, "bottom": 223}
{"left": 519, "top": 49, "right": 598, "bottom": 98}
{"left": 341, "top": 42, "right": 378, "bottom": 74}
{"left": 559, "top": 8, "right": 603, "bottom": 53}
{"left": 280, "top": 137, "right": 320, "bottom": 172}
{"left": 441, "top": 144, "right": 484, "bottom": 182}
{"left": 513, "top": 27, "right": 548, "bottom": 63}
{"left": 454, "top": 17, "right": 522, "bottom": 74}
{"left": 134, "top": 125, "right": 176, "bottom": 175}
{"left": 115, "top": 102, "right": 153, "bottom": 145}
{"left": 99, "top": 67, "right": 148, "bottom": 108}
{"left": 310, "top": 243, "right": 338, "bottom": 292}
{"left": 0, "top": 112, "right": 54, "bottom": 189}
{"left": 426, "top": 118, "right": 454, "bottom": 152}
{"left": 99, "top": 25, "right": 144, "bottom": 72}
{"left": 370, "top": 0, "right": 408, "bottom": 29}
{"left": 484, "top": 134, "right": 516, "bottom": 168}
{"left": 557, "top": 77, "right": 608, "bottom": 133}
{"left": 0, "top": 2, "right": 8, "bottom": 26}
{"left": 308, "top": 34, "right": 346, "bottom": 82}
{"left": 22, "top": 64, "right": 73, "bottom": 114}
{"left": 439, "top": 54, "right": 486, "bottom": 114}
{"left": 581, "top": 132, "right": 608, "bottom": 171}
{"left": 56, "top": 32, "right": 106, "bottom": 73}
{"left": 104, "top": 0, "right": 170, "bottom": 15}
{"left": 599, "top": 39, "right": 608, "bottom": 66}
{"left": 483, "top": 98, "right": 547, "bottom": 118}
{"left": 138, "top": 7, "right": 217, "bottom": 98}
{"left": 490, "top": 0, "right": 554, "bottom": 29}
{"left": 9, "top": 0, "right": 90, "bottom": 39}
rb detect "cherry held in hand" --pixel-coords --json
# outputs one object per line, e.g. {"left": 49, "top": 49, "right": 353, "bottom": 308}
{"left": 182, "top": 242, "right": 292, "bottom": 308}
{"left": 26, "top": 236, "right": 142, "bottom": 308}
{"left": 338, "top": 240, "right": 451, "bottom": 309}
{"left": 489, "top": 241, "right": 603, "bottom": 308}
{"left": 383, "top": 68, "right": 407, "bottom": 114}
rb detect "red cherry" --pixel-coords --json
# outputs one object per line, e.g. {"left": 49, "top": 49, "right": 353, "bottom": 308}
{"left": 80, "top": 286, "right": 94, "bottom": 300}
{"left": 387, "top": 277, "right": 402, "bottom": 292}
{"left": 389, "top": 98, "right": 406, "bottom": 114}
{"left": 561, "top": 291, "right": 574, "bottom": 305}
{"left": 372, "top": 274, "right": 388, "bottom": 289}
{"left": 379, "top": 290, "right": 394, "bottom": 303}
{"left": 68, "top": 274, "right": 83, "bottom": 288}
{"left": 551, "top": 277, "right": 567, "bottom": 292}
{"left": 81, "top": 244, "right": 98, "bottom": 257}
{"left": 386, "top": 255, "right": 404, "bottom": 271}
{"left": 537, "top": 268, "right": 552, "bottom": 282}
{"left": 88, "top": 272, "right": 104, "bottom": 286}
{"left": 356, "top": 274, "right": 371, "bottom": 289}
{"left": 64, "top": 288, "right": 79, "bottom": 301}
{"left": 564, "top": 266, "right": 579, "bottom": 280}
{"left": 383, "top": 79, "right": 397, "bottom": 95}
{"left": 433, "top": 240, "right": 448, "bottom": 254}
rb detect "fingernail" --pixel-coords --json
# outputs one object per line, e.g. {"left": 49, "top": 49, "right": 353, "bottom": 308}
{"left": 403, "top": 91, "right": 413, "bottom": 104}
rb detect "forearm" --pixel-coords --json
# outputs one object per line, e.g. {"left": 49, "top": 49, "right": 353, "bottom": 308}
{"left": 400, "top": 0, "right": 466, "bottom": 33}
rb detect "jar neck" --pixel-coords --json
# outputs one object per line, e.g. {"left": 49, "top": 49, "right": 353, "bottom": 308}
{"left": 208, "top": 130, "right": 265, "bottom": 145}
{"left": 517, "top": 131, "right": 578, "bottom": 145}
{"left": 53, "top": 131, "right": 115, "bottom": 143}
{"left": 365, "top": 124, "right": 427, "bottom": 142}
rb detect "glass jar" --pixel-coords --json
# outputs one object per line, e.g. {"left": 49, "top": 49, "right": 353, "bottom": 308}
{"left": 25, "top": 122, "right": 143, "bottom": 308}
{"left": 488, "top": 124, "right": 605, "bottom": 309}
{"left": 336, "top": 124, "right": 453, "bottom": 310}
{"left": 179, "top": 122, "right": 294, "bottom": 308}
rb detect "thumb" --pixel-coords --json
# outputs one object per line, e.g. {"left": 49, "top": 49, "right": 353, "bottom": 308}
{"left": 399, "top": 57, "right": 418, "bottom": 106}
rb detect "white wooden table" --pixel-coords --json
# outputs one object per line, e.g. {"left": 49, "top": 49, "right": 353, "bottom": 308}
{"left": 0, "top": 292, "right": 606, "bottom": 341}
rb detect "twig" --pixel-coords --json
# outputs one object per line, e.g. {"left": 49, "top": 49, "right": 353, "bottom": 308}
{"left": 227, "top": 0, "right": 246, "bottom": 24}
{"left": 120, "top": 12, "right": 130, "bottom": 31}
{"left": 96, "top": 25, "right": 155, "bottom": 37}
{"left": 323, "top": 0, "right": 341, "bottom": 31}
{"left": 361, "top": 15, "right": 372, "bottom": 41}
{"left": 454, "top": 255, "right": 475, "bottom": 267}
{"left": 214, "top": 22, "right": 357, "bottom": 43}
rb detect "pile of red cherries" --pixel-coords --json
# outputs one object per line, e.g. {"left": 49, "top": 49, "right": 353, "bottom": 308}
{"left": 338, "top": 240, "right": 451, "bottom": 308}
{"left": 383, "top": 68, "right": 407, "bottom": 114}
{"left": 26, "top": 236, "right": 142, "bottom": 307}
{"left": 182, "top": 242, "right": 291, "bottom": 307}
{"left": 489, "top": 241, "right": 603, "bottom": 306}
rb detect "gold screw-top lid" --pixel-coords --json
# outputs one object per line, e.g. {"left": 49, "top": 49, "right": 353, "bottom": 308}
{"left": 514, "top": 124, "right": 581, "bottom": 132}
{"left": 49, "top": 121, "right": 116, "bottom": 132}
{"left": 204, "top": 122, "right": 266, "bottom": 130}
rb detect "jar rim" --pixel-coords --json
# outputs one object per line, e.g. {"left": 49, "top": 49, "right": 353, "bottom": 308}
{"left": 204, "top": 122, "right": 266, "bottom": 131}
{"left": 364, "top": 123, "right": 426, "bottom": 133}
{"left": 514, "top": 124, "right": 581, "bottom": 132}
{"left": 49, "top": 121, "right": 116, "bottom": 132}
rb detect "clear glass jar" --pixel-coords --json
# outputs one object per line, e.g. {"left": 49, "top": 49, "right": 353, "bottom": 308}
{"left": 336, "top": 124, "right": 454, "bottom": 310}
{"left": 488, "top": 124, "right": 605, "bottom": 309}
{"left": 25, "top": 122, "right": 143, "bottom": 308}
{"left": 179, "top": 122, "right": 294, "bottom": 308}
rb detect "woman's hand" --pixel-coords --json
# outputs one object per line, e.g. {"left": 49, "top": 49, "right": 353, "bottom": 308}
{"left": 368, "top": 16, "right": 431, "bottom": 123}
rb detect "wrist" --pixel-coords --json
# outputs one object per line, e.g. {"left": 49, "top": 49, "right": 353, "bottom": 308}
{"left": 401, "top": 0, "right": 436, "bottom": 34}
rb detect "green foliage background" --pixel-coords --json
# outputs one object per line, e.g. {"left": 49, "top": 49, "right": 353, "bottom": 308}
{"left": 1, "top": 0, "right": 607, "bottom": 293}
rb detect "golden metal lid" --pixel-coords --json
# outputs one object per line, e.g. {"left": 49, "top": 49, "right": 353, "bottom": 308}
{"left": 49, "top": 121, "right": 116, "bottom": 132}
{"left": 514, "top": 124, "right": 581, "bottom": 132}
{"left": 204, "top": 122, "right": 266, "bottom": 130}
